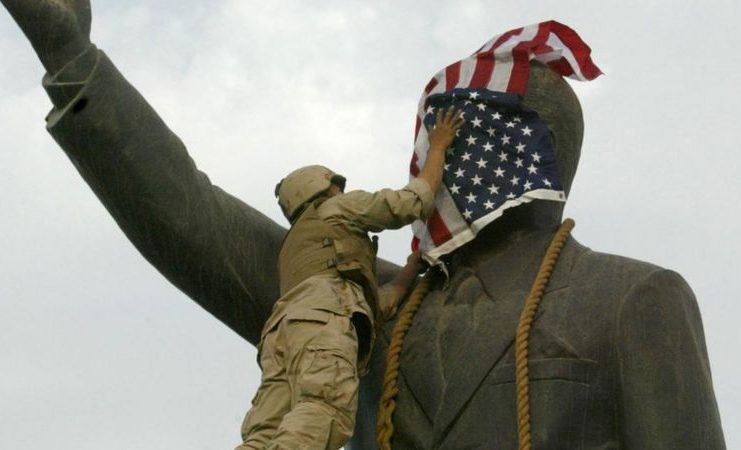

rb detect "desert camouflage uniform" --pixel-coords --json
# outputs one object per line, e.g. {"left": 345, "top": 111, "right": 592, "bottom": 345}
{"left": 237, "top": 178, "right": 433, "bottom": 450}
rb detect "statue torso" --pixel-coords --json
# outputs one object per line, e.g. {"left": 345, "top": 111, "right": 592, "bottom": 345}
{"left": 352, "top": 231, "right": 671, "bottom": 450}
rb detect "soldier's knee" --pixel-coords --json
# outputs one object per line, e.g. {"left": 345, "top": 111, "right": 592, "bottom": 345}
{"left": 293, "top": 399, "right": 356, "bottom": 448}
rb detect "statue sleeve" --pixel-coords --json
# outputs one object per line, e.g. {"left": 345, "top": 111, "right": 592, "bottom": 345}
{"left": 616, "top": 269, "right": 725, "bottom": 448}
{"left": 41, "top": 48, "right": 285, "bottom": 345}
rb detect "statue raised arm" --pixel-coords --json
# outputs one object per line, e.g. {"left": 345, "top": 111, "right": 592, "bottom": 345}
{"left": 0, "top": 0, "right": 356, "bottom": 344}
{"left": 3, "top": 0, "right": 91, "bottom": 75}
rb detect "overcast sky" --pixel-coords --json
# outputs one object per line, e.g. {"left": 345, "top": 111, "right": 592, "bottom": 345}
{"left": 1, "top": 1, "right": 739, "bottom": 448}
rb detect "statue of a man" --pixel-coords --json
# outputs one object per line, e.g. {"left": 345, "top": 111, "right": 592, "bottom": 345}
{"left": 1, "top": 1, "right": 725, "bottom": 449}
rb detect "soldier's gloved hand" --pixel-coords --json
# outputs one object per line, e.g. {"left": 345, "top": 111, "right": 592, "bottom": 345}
{"left": 1, "top": 0, "right": 92, "bottom": 74}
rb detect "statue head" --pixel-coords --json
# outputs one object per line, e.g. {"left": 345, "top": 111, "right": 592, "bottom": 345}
{"left": 522, "top": 62, "right": 584, "bottom": 197}
{"left": 460, "top": 63, "right": 585, "bottom": 247}
{"left": 410, "top": 22, "right": 599, "bottom": 260}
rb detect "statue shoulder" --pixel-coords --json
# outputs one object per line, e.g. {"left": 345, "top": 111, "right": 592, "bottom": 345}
{"left": 557, "top": 238, "right": 698, "bottom": 317}
{"left": 564, "top": 240, "right": 701, "bottom": 329}
{"left": 567, "top": 238, "right": 670, "bottom": 289}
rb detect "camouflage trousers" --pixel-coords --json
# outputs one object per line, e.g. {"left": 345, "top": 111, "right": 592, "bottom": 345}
{"left": 236, "top": 309, "right": 360, "bottom": 450}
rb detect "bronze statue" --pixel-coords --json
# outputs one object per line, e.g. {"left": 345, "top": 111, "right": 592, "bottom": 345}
{"left": 1, "top": 1, "right": 725, "bottom": 448}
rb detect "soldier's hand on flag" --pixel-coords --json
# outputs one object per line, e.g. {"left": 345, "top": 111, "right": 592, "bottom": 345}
{"left": 428, "top": 106, "right": 464, "bottom": 154}
{"left": 1, "top": 0, "right": 92, "bottom": 75}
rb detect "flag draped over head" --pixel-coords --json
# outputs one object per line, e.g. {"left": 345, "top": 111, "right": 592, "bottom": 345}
{"left": 410, "top": 20, "right": 602, "bottom": 262}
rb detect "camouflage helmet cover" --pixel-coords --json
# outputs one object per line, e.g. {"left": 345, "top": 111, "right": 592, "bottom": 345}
{"left": 275, "top": 165, "right": 346, "bottom": 221}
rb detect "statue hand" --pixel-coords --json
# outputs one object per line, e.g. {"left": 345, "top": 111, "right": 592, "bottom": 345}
{"left": 1, "top": 0, "right": 92, "bottom": 74}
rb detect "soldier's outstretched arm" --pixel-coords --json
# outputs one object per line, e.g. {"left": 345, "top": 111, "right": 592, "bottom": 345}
{"left": 1, "top": 0, "right": 291, "bottom": 345}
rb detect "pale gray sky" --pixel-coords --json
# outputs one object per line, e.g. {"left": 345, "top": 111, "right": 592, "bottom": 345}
{"left": 1, "top": 1, "right": 739, "bottom": 448}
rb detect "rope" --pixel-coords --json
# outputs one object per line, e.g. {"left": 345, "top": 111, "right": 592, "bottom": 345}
{"left": 376, "top": 274, "right": 433, "bottom": 450}
{"left": 515, "top": 218, "right": 575, "bottom": 450}
{"left": 374, "top": 218, "right": 574, "bottom": 450}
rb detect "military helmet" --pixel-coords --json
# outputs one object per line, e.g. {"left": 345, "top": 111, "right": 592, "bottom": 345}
{"left": 275, "top": 165, "right": 346, "bottom": 222}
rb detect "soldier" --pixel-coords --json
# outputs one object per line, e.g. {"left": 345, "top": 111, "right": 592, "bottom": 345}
{"left": 237, "top": 107, "right": 463, "bottom": 450}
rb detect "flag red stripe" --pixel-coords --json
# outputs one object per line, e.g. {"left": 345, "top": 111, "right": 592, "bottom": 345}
{"left": 468, "top": 53, "right": 496, "bottom": 89}
{"left": 415, "top": 77, "right": 439, "bottom": 142}
{"left": 547, "top": 58, "right": 575, "bottom": 77}
{"left": 506, "top": 48, "right": 530, "bottom": 93}
{"left": 445, "top": 62, "right": 461, "bottom": 91}
{"left": 506, "top": 23, "right": 550, "bottom": 93}
{"left": 410, "top": 152, "right": 420, "bottom": 177}
{"left": 414, "top": 116, "right": 422, "bottom": 141}
{"left": 411, "top": 237, "right": 420, "bottom": 252}
{"left": 428, "top": 209, "right": 452, "bottom": 245}
{"left": 424, "top": 77, "right": 439, "bottom": 94}
{"left": 548, "top": 21, "right": 602, "bottom": 79}
{"left": 489, "top": 27, "right": 524, "bottom": 52}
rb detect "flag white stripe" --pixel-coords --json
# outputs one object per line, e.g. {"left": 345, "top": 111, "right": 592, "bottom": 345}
{"left": 456, "top": 57, "right": 478, "bottom": 89}
{"left": 487, "top": 57, "right": 513, "bottom": 92}
{"left": 470, "top": 189, "right": 565, "bottom": 233}
{"left": 412, "top": 219, "right": 434, "bottom": 251}
{"left": 497, "top": 23, "right": 540, "bottom": 51}
{"left": 544, "top": 33, "right": 587, "bottom": 80}
{"left": 435, "top": 187, "right": 468, "bottom": 235}
{"left": 413, "top": 72, "right": 448, "bottom": 171}
{"left": 413, "top": 127, "right": 429, "bottom": 170}
{"left": 486, "top": 24, "right": 540, "bottom": 92}
{"left": 477, "top": 32, "right": 504, "bottom": 54}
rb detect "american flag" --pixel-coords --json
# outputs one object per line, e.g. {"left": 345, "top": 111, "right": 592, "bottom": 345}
{"left": 410, "top": 21, "right": 602, "bottom": 261}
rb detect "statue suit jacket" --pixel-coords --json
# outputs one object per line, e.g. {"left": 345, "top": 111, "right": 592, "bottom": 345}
{"left": 350, "top": 234, "right": 726, "bottom": 449}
